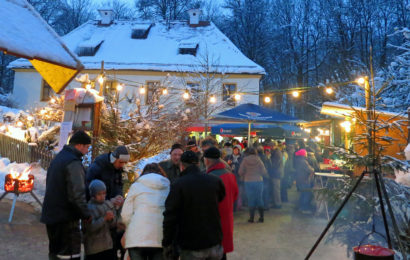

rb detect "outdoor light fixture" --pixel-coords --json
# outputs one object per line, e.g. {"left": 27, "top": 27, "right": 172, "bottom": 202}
{"left": 234, "top": 94, "right": 241, "bottom": 101}
{"left": 292, "top": 91, "right": 299, "bottom": 97}
{"left": 356, "top": 77, "right": 365, "bottom": 85}
{"left": 40, "top": 109, "right": 46, "bottom": 115}
{"left": 27, "top": 116, "right": 33, "bottom": 121}
{"left": 264, "top": 96, "right": 271, "bottom": 103}
{"left": 340, "top": 121, "right": 352, "bottom": 133}
{"left": 325, "top": 87, "right": 333, "bottom": 94}
{"left": 139, "top": 86, "right": 146, "bottom": 94}
{"left": 116, "top": 83, "right": 123, "bottom": 91}
{"left": 98, "top": 75, "right": 104, "bottom": 85}
{"left": 85, "top": 84, "right": 92, "bottom": 90}
{"left": 17, "top": 122, "right": 23, "bottom": 127}
{"left": 50, "top": 98, "right": 56, "bottom": 104}
{"left": 162, "top": 88, "right": 168, "bottom": 95}
{"left": 210, "top": 95, "right": 216, "bottom": 103}
{"left": 183, "top": 91, "right": 190, "bottom": 100}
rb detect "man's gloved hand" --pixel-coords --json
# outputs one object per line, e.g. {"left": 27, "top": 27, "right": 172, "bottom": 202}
{"left": 163, "top": 245, "right": 174, "bottom": 260}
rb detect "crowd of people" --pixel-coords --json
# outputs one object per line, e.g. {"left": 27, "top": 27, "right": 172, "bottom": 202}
{"left": 41, "top": 130, "right": 324, "bottom": 260}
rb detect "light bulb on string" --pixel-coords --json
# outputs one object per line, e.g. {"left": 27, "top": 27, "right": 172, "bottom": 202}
{"left": 356, "top": 77, "right": 365, "bottom": 85}
{"left": 50, "top": 98, "right": 56, "bottom": 103}
{"left": 85, "top": 84, "right": 92, "bottom": 90}
{"left": 17, "top": 121, "right": 23, "bottom": 127}
{"left": 325, "top": 87, "right": 333, "bottom": 94}
{"left": 98, "top": 75, "right": 104, "bottom": 85}
{"left": 183, "top": 91, "right": 190, "bottom": 100}
{"left": 40, "top": 109, "right": 46, "bottom": 115}
{"left": 27, "top": 116, "right": 33, "bottom": 121}
{"left": 264, "top": 96, "right": 271, "bottom": 103}
{"left": 292, "top": 91, "right": 300, "bottom": 98}
{"left": 116, "top": 83, "right": 123, "bottom": 91}
{"left": 139, "top": 86, "right": 146, "bottom": 94}
{"left": 210, "top": 95, "right": 216, "bottom": 103}
{"left": 162, "top": 88, "right": 168, "bottom": 95}
{"left": 234, "top": 94, "right": 241, "bottom": 101}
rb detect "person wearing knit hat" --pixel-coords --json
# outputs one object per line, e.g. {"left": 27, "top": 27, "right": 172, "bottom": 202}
{"left": 294, "top": 148, "right": 315, "bottom": 214}
{"left": 159, "top": 143, "right": 184, "bottom": 184}
{"left": 87, "top": 145, "right": 129, "bottom": 201}
{"left": 204, "top": 146, "right": 238, "bottom": 258}
{"left": 162, "top": 150, "right": 226, "bottom": 259}
{"left": 84, "top": 180, "right": 117, "bottom": 259}
{"left": 42, "top": 130, "right": 92, "bottom": 260}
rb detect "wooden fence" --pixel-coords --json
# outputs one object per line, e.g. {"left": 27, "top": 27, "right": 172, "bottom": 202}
{"left": 0, "top": 133, "right": 54, "bottom": 169}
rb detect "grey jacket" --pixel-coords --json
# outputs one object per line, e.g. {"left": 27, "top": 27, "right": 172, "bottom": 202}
{"left": 84, "top": 199, "right": 116, "bottom": 255}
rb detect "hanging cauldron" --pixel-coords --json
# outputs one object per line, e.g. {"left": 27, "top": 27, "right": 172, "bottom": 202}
{"left": 353, "top": 245, "right": 395, "bottom": 260}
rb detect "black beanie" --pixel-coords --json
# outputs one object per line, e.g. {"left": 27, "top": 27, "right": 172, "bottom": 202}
{"left": 170, "top": 143, "right": 184, "bottom": 153}
{"left": 204, "top": 147, "right": 221, "bottom": 159}
{"left": 69, "top": 130, "right": 92, "bottom": 145}
{"left": 180, "top": 151, "right": 199, "bottom": 164}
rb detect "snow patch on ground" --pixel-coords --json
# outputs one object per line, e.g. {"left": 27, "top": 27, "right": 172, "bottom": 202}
{"left": 0, "top": 157, "right": 46, "bottom": 211}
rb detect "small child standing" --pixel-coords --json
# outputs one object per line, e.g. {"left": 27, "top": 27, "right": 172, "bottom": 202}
{"left": 84, "top": 180, "right": 117, "bottom": 260}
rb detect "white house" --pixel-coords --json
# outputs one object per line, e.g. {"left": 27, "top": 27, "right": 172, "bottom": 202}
{"left": 9, "top": 9, "right": 265, "bottom": 114}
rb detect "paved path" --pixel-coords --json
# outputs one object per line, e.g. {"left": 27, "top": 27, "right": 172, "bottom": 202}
{"left": 0, "top": 189, "right": 350, "bottom": 260}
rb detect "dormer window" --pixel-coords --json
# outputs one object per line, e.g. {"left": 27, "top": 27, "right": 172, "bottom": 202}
{"left": 178, "top": 41, "right": 198, "bottom": 56}
{"left": 77, "top": 38, "right": 104, "bottom": 56}
{"left": 131, "top": 24, "right": 153, "bottom": 39}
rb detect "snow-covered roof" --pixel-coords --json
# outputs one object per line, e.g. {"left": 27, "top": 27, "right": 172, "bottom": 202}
{"left": 0, "top": 0, "right": 82, "bottom": 69}
{"left": 321, "top": 102, "right": 407, "bottom": 118}
{"left": 9, "top": 20, "right": 265, "bottom": 75}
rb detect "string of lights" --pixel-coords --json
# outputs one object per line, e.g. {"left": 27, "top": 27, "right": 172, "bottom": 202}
{"left": 85, "top": 71, "right": 362, "bottom": 105}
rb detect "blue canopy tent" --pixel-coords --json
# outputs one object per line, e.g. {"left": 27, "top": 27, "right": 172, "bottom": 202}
{"left": 211, "top": 123, "right": 308, "bottom": 139}
{"left": 213, "top": 103, "right": 303, "bottom": 145}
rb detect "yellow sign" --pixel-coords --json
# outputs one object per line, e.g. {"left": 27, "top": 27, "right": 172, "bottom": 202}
{"left": 30, "top": 59, "right": 80, "bottom": 94}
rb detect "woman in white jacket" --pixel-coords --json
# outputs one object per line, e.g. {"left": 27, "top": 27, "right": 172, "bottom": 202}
{"left": 121, "top": 163, "right": 170, "bottom": 260}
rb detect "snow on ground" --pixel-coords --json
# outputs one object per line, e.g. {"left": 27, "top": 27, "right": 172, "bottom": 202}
{"left": 132, "top": 149, "right": 170, "bottom": 176}
{"left": 0, "top": 105, "right": 24, "bottom": 121}
{"left": 0, "top": 157, "right": 46, "bottom": 211}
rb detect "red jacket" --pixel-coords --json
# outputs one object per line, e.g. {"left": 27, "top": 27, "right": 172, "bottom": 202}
{"left": 207, "top": 162, "right": 238, "bottom": 253}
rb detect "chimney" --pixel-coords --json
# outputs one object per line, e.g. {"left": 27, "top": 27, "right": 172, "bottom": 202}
{"left": 98, "top": 8, "right": 114, "bottom": 25}
{"left": 187, "top": 9, "right": 202, "bottom": 26}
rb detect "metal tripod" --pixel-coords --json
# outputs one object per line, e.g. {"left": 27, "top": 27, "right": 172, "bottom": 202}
{"left": 0, "top": 191, "right": 43, "bottom": 223}
{"left": 305, "top": 170, "right": 407, "bottom": 259}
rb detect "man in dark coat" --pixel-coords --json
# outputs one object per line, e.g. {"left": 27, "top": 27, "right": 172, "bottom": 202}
{"left": 270, "top": 147, "right": 284, "bottom": 209}
{"left": 204, "top": 147, "right": 238, "bottom": 259}
{"left": 162, "top": 151, "right": 226, "bottom": 260}
{"left": 86, "top": 145, "right": 130, "bottom": 259}
{"left": 86, "top": 145, "right": 130, "bottom": 201}
{"left": 41, "top": 131, "right": 92, "bottom": 260}
{"left": 159, "top": 143, "right": 184, "bottom": 183}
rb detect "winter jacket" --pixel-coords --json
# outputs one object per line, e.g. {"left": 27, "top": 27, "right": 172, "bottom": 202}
{"left": 159, "top": 159, "right": 181, "bottom": 183}
{"left": 41, "top": 145, "right": 90, "bottom": 224}
{"left": 121, "top": 173, "right": 170, "bottom": 248}
{"left": 258, "top": 152, "right": 272, "bottom": 180}
{"left": 84, "top": 199, "right": 116, "bottom": 255}
{"left": 162, "top": 165, "right": 225, "bottom": 251}
{"left": 294, "top": 155, "right": 314, "bottom": 189}
{"left": 270, "top": 148, "right": 284, "bottom": 179}
{"left": 307, "top": 152, "right": 320, "bottom": 172}
{"left": 224, "top": 154, "right": 242, "bottom": 177}
{"left": 86, "top": 153, "right": 124, "bottom": 200}
{"left": 207, "top": 162, "right": 238, "bottom": 253}
{"left": 238, "top": 154, "right": 268, "bottom": 182}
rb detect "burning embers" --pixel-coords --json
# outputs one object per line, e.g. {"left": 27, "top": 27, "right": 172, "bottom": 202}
{"left": 0, "top": 165, "right": 42, "bottom": 222}
{"left": 4, "top": 167, "right": 34, "bottom": 193}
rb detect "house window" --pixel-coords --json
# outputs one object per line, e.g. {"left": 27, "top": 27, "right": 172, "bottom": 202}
{"left": 77, "top": 39, "right": 104, "bottom": 56}
{"left": 223, "top": 83, "right": 237, "bottom": 106}
{"left": 41, "top": 80, "right": 54, "bottom": 101}
{"left": 178, "top": 42, "right": 199, "bottom": 56}
{"left": 146, "top": 81, "right": 161, "bottom": 104}
{"left": 131, "top": 24, "right": 153, "bottom": 39}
